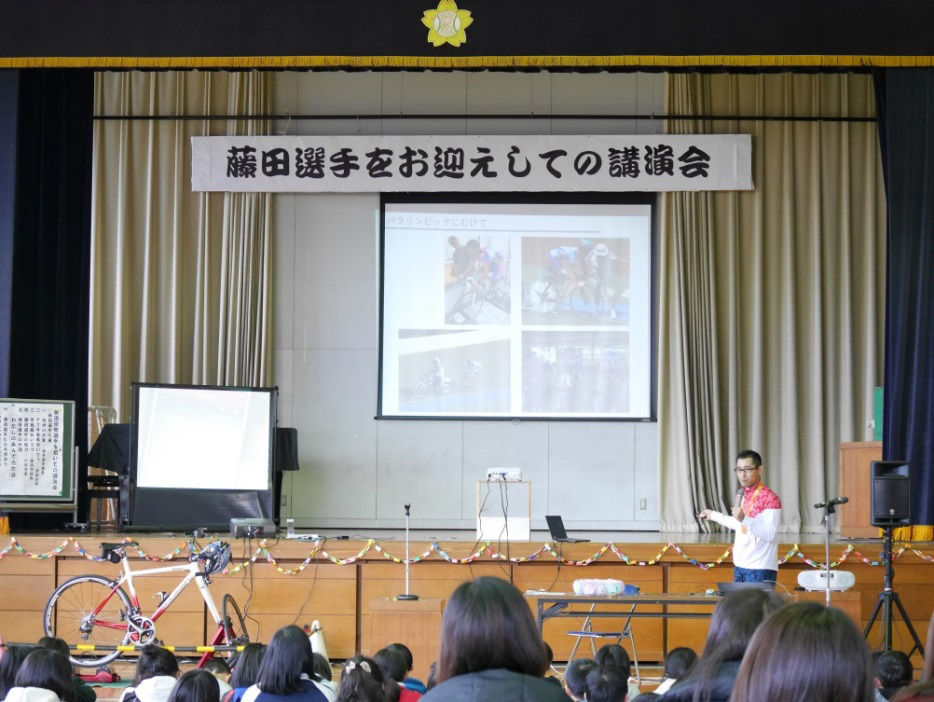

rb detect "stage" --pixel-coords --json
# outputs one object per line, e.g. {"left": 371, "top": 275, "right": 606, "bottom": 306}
{"left": 2, "top": 529, "right": 931, "bottom": 678}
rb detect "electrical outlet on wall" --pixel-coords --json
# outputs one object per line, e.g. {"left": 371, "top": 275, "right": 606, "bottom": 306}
{"left": 281, "top": 493, "right": 289, "bottom": 507}
{"left": 639, "top": 498, "right": 647, "bottom": 510}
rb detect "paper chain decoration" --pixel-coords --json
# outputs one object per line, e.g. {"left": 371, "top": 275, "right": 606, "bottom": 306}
{"left": 1, "top": 536, "right": 931, "bottom": 574}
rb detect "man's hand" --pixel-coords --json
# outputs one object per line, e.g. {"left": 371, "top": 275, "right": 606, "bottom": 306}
{"left": 731, "top": 506, "right": 745, "bottom": 521}
{"left": 697, "top": 509, "right": 713, "bottom": 520}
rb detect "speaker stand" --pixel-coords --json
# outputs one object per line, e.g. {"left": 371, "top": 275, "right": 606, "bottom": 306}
{"left": 863, "top": 526, "right": 925, "bottom": 656}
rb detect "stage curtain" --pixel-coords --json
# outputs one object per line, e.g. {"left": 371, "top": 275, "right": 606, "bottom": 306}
{"left": 875, "top": 69, "right": 934, "bottom": 533}
{"left": 659, "top": 73, "right": 886, "bottom": 531}
{"left": 89, "top": 71, "right": 272, "bottom": 420}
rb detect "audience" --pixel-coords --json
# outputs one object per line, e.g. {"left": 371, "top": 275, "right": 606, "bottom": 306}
{"left": 336, "top": 656, "right": 397, "bottom": 702}
{"left": 5, "top": 648, "right": 75, "bottom": 702}
{"left": 168, "top": 671, "right": 219, "bottom": 702}
{"left": 225, "top": 643, "right": 266, "bottom": 702}
{"left": 731, "top": 601, "right": 876, "bottom": 702}
{"left": 310, "top": 653, "right": 337, "bottom": 700}
{"left": 630, "top": 695, "right": 659, "bottom": 702}
{"left": 201, "top": 658, "right": 232, "bottom": 698}
{"left": 241, "top": 625, "right": 328, "bottom": 702}
{"left": 877, "top": 651, "right": 914, "bottom": 700}
{"left": 594, "top": 645, "right": 639, "bottom": 701}
{"left": 0, "top": 645, "right": 35, "bottom": 701}
{"left": 420, "top": 576, "right": 570, "bottom": 701}
{"left": 373, "top": 648, "right": 420, "bottom": 701}
{"left": 119, "top": 645, "right": 180, "bottom": 702}
{"left": 424, "top": 663, "right": 437, "bottom": 693}
{"left": 653, "top": 647, "right": 696, "bottom": 695}
{"left": 35, "top": 638, "right": 95, "bottom": 702}
{"left": 584, "top": 664, "right": 629, "bottom": 702}
{"left": 563, "top": 659, "right": 595, "bottom": 701}
{"left": 384, "top": 645, "right": 425, "bottom": 695}
{"left": 662, "top": 587, "right": 785, "bottom": 702}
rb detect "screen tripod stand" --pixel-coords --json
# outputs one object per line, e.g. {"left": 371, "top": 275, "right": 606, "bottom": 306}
{"left": 863, "top": 525, "right": 925, "bottom": 657}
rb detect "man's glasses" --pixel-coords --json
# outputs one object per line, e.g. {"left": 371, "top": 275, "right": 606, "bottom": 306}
{"left": 734, "top": 467, "right": 759, "bottom": 474}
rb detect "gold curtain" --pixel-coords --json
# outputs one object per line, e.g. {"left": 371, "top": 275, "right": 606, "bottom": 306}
{"left": 659, "top": 73, "right": 886, "bottom": 530}
{"left": 89, "top": 71, "right": 272, "bottom": 420}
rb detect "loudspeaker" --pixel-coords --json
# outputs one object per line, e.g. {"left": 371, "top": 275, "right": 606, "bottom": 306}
{"left": 870, "top": 460, "right": 910, "bottom": 526}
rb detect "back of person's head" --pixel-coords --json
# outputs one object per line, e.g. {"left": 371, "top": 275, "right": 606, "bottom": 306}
{"left": 594, "top": 644, "right": 631, "bottom": 679}
{"left": 133, "top": 645, "right": 180, "bottom": 685}
{"left": 229, "top": 643, "right": 265, "bottom": 689}
{"left": 543, "top": 642, "right": 554, "bottom": 672}
{"left": 337, "top": 656, "right": 396, "bottom": 702}
{"left": 257, "top": 625, "right": 313, "bottom": 694}
{"left": 877, "top": 650, "right": 914, "bottom": 691}
{"left": 311, "top": 653, "right": 331, "bottom": 683}
{"left": 35, "top": 638, "right": 70, "bottom": 660}
{"left": 201, "top": 658, "right": 230, "bottom": 677}
{"left": 585, "top": 663, "right": 629, "bottom": 702}
{"left": 678, "top": 588, "right": 784, "bottom": 702}
{"left": 167, "top": 670, "right": 220, "bottom": 702}
{"left": 731, "top": 602, "right": 875, "bottom": 702}
{"left": 373, "top": 647, "right": 407, "bottom": 684}
{"left": 564, "top": 659, "right": 596, "bottom": 700}
{"left": 14, "top": 649, "right": 75, "bottom": 702}
{"left": 663, "top": 647, "right": 697, "bottom": 679}
{"left": 437, "top": 576, "right": 547, "bottom": 682}
{"left": 0, "top": 645, "right": 36, "bottom": 699}
{"left": 385, "top": 644, "right": 413, "bottom": 674}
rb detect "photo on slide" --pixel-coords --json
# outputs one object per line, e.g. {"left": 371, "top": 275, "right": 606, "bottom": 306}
{"left": 444, "top": 236, "right": 511, "bottom": 325}
{"left": 522, "top": 236, "right": 630, "bottom": 326}
{"left": 398, "top": 334, "right": 511, "bottom": 413}
{"left": 522, "top": 331, "right": 630, "bottom": 414}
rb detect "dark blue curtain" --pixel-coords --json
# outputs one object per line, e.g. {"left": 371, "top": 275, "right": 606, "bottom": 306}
{"left": 0, "top": 71, "right": 19, "bottom": 398}
{"left": 7, "top": 69, "right": 93, "bottom": 526}
{"left": 875, "top": 69, "right": 934, "bottom": 526}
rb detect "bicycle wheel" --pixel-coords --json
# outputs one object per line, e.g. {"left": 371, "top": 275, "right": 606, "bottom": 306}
{"left": 221, "top": 593, "right": 249, "bottom": 655}
{"left": 44, "top": 574, "right": 133, "bottom": 667}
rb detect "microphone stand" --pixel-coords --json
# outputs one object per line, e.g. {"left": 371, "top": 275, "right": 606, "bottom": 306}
{"left": 821, "top": 501, "right": 836, "bottom": 606}
{"left": 397, "top": 503, "right": 418, "bottom": 601}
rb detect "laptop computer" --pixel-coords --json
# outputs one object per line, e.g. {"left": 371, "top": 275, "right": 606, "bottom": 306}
{"left": 545, "top": 515, "right": 589, "bottom": 543}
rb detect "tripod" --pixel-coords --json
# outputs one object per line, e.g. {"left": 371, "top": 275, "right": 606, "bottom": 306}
{"left": 863, "top": 526, "right": 925, "bottom": 657}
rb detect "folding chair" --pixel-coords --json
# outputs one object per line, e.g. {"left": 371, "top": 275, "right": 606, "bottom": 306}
{"left": 565, "top": 602, "right": 641, "bottom": 684}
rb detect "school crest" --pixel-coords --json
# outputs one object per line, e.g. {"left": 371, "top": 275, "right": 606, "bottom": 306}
{"left": 421, "top": 0, "right": 474, "bottom": 47}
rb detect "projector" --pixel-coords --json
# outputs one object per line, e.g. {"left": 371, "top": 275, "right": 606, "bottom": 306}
{"left": 797, "top": 570, "right": 856, "bottom": 591}
{"left": 229, "top": 518, "right": 277, "bottom": 538}
{"left": 486, "top": 467, "right": 522, "bottom": 482}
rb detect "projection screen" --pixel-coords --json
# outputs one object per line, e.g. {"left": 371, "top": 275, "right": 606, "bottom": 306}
{"left": 379, "top": 196, "right": 655, "bottom": 419}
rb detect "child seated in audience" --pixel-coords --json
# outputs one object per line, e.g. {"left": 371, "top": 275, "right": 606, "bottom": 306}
{"left": 563, "top": 659, "right": 595, "bottom": 701}
{"left": 5, "top": 648, "right": 75, "bottom": 702}
{"left": 594, "top": 644, "right": 640, "bottom": 701}
{"left": 167, "top": 670, "right": 219, "bottom": 702}
{"left": 373, "top": 648, "right": 420, "bottom": 701}
{"left": 877, "top": 651, "right": 914, "bottom": 700}
{"left": 584, "top": 663, "right": 629, "bottom": 702}
{"left": 731, "top": 601, "right": 876, "bottom": 702}
{"left": 119, "top": 645, "right": 180, "bottom": 702}
{"left": 336, "top": 656, "right": 398, "bottom": 702}
{"left": 0, "top": 646, "right": 36, "bottom": 701}
{"left": 653, "top": 646, "right": 696, "bottom": 694}
{"left": 241, "top": 625, "right": 329, "bottom": 702}
{"left": 201, "top": 658, "right": 232, "bottom": 698}
{"left": 224, "top": 643, "right": 266, "bottom": 702}
{"left": 36, "top": 637, "right": 95, "bottom": 702}
{"left": 385, "top": 645, "right": 425, "bottom": 695}
{"left": 310, "top": 653, "right": 337, "bottom": 700}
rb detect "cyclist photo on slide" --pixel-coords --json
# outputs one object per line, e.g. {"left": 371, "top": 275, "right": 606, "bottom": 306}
{"left": 444, "top": 236, "right": 511, "bottom": 325}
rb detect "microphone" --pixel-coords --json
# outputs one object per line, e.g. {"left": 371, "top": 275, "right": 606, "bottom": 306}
{"left": 733, "top": 489, "right": 744, "bottom": 508}
{"left": 814, "top": 496, "right": 849, "bottom": 509}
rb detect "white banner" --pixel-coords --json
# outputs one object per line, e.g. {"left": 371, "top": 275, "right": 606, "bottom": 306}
{"left": 191, "top": 134, "right": 752, "bottom": 193}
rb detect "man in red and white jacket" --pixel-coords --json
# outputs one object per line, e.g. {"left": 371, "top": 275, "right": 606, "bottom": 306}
{"left": 699, "top": 449, "right": 782, "bottom": 585}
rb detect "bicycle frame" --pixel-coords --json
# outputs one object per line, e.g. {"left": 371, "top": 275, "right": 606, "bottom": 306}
{"left": 95, "top": 554, "right": 229, "bottom": 663}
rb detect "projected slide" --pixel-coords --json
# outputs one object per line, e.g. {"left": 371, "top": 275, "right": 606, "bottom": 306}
{"left": 381, "top": 199, "right": 652, "bottom": 418}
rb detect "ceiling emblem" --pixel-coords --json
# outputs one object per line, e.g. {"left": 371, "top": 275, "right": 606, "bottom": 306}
{"left": 421, "top": 0, "right": 474, "bottom": 47}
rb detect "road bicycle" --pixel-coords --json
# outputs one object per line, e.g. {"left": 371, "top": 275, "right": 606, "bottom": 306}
{"left": 43, "top": 532, "right": 248, "bottom": 667}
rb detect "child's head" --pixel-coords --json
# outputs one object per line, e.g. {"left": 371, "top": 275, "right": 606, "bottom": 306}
{"left": 663, "top": 646, "right": 697, "bottom": 679}
{"left": 585, "top": 663, "right": 629, "bottom": 702}
{"left": 201, "top": 657, "right": 231, "bottom": 680}
{"left": 876, "top": 650, "right": 913, "bottom": 690}
{"left": 133, "top": 645, "right": 180, "bottom": 685}
{"left": 563, "top": 659, "right": 596, "bottom": 700}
